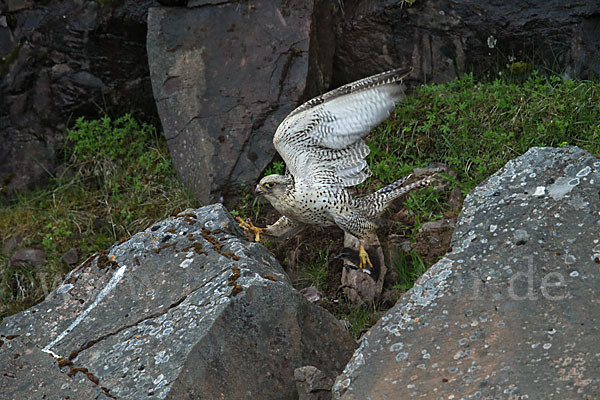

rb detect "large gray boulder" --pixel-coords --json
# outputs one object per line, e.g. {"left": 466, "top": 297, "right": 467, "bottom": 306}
{"left": 333, "top": 147, "right": 600, "bottom": 398}
{"left": 147, "top": 1, "right": 336, "bottom": 203}
{"left": 0, "top": 0, "right": 158, "bottom": 196}
{"left": 0, "top": 204, "right": 356, "bottom": 399}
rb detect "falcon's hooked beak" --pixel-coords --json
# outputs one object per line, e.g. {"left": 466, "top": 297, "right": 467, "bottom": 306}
{"left": 254, "top": 184, "right": 266, "bottom": 196}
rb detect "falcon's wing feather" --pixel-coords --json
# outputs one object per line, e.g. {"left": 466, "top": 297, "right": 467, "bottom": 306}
{"left": 274, "top": 67, "right": 412, "bottom": 188}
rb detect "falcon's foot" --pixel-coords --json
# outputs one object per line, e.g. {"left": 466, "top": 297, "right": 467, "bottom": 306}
{"left": 359, "top": 245, "right": 374, "bottom": 270}
{"left": 236, "top": 217, "right": 264, "bottom": 242}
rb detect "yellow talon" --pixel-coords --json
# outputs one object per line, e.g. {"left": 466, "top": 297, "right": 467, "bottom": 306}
{"left": 359, "top": 245, "right": 373, "bottom": 269}
{"left": 236, "top": 217, "right": 264, "bottom": 242}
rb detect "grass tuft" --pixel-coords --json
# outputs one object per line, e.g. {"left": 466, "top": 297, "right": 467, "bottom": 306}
{"left": 0, "top": 113, "right": 197, "bottom": 319}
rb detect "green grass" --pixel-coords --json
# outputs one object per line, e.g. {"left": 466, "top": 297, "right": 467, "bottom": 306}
{"left": 295, "top": 248, "right": 330, "bottom": 293}
{"left": 335, "top": 300, "right": 380, "bottom": 339}
{"left": 0, "top": 113, "right": 197, "bottom": 319}
{"left": 228, "top": 184, "right": 263, "bottom": 221}
{"left": 393, "top": 250, "right": 428, "bottom": 292}
{"left": 369, "top": 72, "right": 600, "bottom": 192}
{"left": 2, "top": 72, "right": 600, "bottom": 333}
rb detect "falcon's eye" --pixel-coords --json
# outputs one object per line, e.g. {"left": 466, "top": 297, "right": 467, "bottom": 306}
{"left": 264, "top": 182, "right": 276, "bottom": 189}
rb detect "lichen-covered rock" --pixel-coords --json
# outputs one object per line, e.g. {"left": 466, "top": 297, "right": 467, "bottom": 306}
{"left": 0, "top": 204, "right": 356, "bottom": 399}
{"left": 147, "top": 1, "right": 336, "bottom": 203}
{"left": 333, "top": 147, "right": 600, "bottom": 399}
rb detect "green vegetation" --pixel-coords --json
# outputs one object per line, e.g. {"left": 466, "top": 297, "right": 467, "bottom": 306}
{"left": 228, "top": 184, "right": 262, "bottom": 221}
{"left": 393, "top": 250, "right": 427, "bottom": 292}
{"left": 369, "top": 72, "right": 600, "bottom": 191}
{"left": 369, "top": 72, "right": 600, "bottom": 193}
{"left": 290, "top": 72, "right": 600, "bottom": 337}
{"left": 264, "top": 160, "right": 285, "bottom": 176}
{"left": 2, "top": 72, "right": 599, "bottom": 336}
{"left": 0, "top": 43, "right": 21, "bottom": 77}
{"left": 335, "top": 301, "right": 380, "bottom": 339}
{"left": 295, "top": 248, "right": 330, "bottom": 293}
{"left": 0, "top": 113, "right": 197, "bottom": 319}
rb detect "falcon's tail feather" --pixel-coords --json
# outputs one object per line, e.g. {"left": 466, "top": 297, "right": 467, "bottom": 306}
{"left": 355, "top": 175, "right": 434, "bottom": 217}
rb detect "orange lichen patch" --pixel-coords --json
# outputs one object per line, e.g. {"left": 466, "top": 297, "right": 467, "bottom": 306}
{"left": 101, "top": 386, "right": 116, "bottom": 399}
{"left": 264, "top": 275, "right": 278, "bottom": 281}
{"left": 86, "top": 372, "right": 100, "bottom": 385}
{"left": 228, "top": 266, "right": 241, "bottom": 286}
{"left": 84, "top": 340, "right": 97, "bottom": 349}
{"left": 67, "top": 366, "right": 101, "bottom": 386}
{"left": 221, "top": 251, "right": 240, "bottom": 260}
{"left": 201, "top": 229, "right": 222, "bottom": 252}
{"left": 184, "top": 215, "right": 197, "bottom": 225}
{"left": 117, "top": 236, "right": 130, "bottom": 245}
{"left": 153, "top": 242, "right": 176, "bottom": 254}
{"left": 413, "top": 318, "right": 420, "bottom": 322}
{"left": 200, "top": 228, "right": 243, "bottom": 260}
{"left": 231, "top": 284, "right": 243, "bottom": 297}
{"left": 57, "top": 357, "right": 72, "bottom": 369}
{"left": 181, "top": 242, "right": 208, "bottom": 256}
{"left": 66, "top": 366, "right": 88, "bottom": 377}
{"left": 97, "top": 251, "right": 119, "bottom": 270}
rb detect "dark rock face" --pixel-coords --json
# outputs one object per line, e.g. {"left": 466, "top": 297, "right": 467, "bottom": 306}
{"left": 0, "top": 204, "right": 355, "bottom": 399}
{"left": 332, "top": 0, "right": 600, "bottom": 88}
{"left": 0, "top": 0, "right": 158, "bottom": 195}
{"left": 333, "top": 147, "right": 600, "bottom": 398}
{"left": 147, "top": 1, "right": 336, "bottom": 203}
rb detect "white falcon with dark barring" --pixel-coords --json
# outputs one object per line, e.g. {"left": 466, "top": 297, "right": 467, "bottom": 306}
{"left": 238, "top": 67, "right": 434, "bottom": 269}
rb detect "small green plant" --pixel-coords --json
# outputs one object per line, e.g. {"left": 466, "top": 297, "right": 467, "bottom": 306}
{"left": 264, "top": 160, "right": 285, "bottom": 176}
{"left": 296, "top": 248, "right": 330, "bottom": 292}
{"left": 393, "top": 250, "right": 427, "bottom": 292}
{"left": 41, "top": 221, "right": 72, "bottom": 255}
{"left": 229, "top": 184, "right": 262, "bottom": 221}
{"left": 69, "top": 113, "right": 158, "bottom": 165}
{"left": 336, "top": 300, "right": 380, "bottom": 339}
{"left": 508, "top": 61, "right": 531, "bottom": 75}
{"left": 0, "top": 43, "right": 21, "bottom": 77}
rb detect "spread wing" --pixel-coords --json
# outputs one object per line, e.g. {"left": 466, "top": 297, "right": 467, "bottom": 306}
{"left": 273, "top": 67, "right": 412, "bottom": 188}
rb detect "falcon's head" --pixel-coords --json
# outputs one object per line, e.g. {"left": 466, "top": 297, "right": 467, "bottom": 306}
{"left": 255, "top": 174, "right": 292, "bottom": 202}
